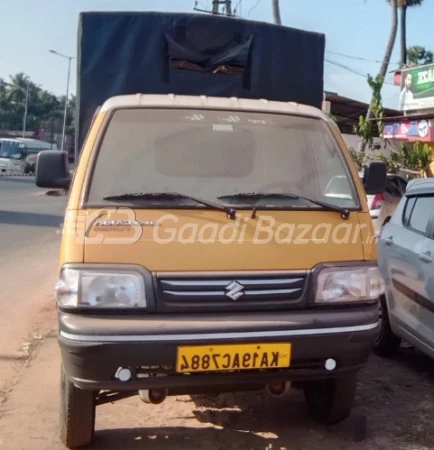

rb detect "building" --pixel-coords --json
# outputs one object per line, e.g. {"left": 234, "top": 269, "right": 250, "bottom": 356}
{"left": 382, "top": 64, "right": 434, "bottom": 146}
{"left": 323, "top": 91, "right": 401, "bottom": 159}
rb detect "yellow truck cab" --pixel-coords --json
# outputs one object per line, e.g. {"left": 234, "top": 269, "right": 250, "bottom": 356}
{"left": 36, "top": 12, "right": 387, "bottom": 449}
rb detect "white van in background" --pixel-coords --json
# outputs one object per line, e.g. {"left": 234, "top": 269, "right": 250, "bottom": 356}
{"left": 0, "top": 138, "right": 57, "bottom": 174}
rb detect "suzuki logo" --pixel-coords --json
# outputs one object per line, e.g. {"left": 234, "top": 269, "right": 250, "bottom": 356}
{"left": 225, "top": 281, "right": 245, "bottom": 301}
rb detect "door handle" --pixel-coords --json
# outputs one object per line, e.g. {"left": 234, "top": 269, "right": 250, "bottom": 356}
{"left": 384, "top": 236, "right": 394, "bottom": 246}
{"left": 419, "top": 251, "right": 433, "bottom": 263}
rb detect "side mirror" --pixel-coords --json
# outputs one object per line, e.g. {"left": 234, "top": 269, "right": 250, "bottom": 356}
{"left": 363, "top": 161, "right": 387, "bottom": 195}
{"left": 35, "top": 150, "right": 71, "bottom": 190}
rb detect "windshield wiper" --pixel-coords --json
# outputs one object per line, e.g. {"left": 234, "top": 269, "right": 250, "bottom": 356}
{"left": 217, "top": 193, "right": 350, "bottom": 220}
{"left": 103, "top": 192, "right": 237, "bottom": 220}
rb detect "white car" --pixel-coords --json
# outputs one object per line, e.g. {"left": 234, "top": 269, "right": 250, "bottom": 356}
{"left": 325, "top": 172, "right": 407, "bottom": 232}
{"left": 376, "top": 178, "right": 434, "bottom": 358}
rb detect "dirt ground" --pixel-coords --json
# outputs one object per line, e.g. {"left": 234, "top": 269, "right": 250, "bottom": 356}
{"left": 1, "top": 333, "right": 434, "bottom": 450}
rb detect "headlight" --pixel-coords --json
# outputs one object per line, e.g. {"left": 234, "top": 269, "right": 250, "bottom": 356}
{"left": 315, "top": 266, "right": 384, "bottom": 304}
{"left": 55, "top": 268, "right": 146, "bottom": 309}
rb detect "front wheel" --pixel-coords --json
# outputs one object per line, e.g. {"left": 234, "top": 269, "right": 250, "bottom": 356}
{"left": 374, "top": 295, "right": 401, "bottom": 357}
{"left": 304, "top": 374, "right": 357, "bottom": 425}
{"left": 60, "top": 367, "right": 96, "bottom": 448}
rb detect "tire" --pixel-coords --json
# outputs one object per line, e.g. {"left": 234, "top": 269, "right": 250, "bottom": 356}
{"left": 304, "top": 373, "right": 357, "bottom": 425}
{"left": 60, "top": 367, "right": 96, "bottom": 448}
{"left": 374, "top": 295, "right": 401, "bottom": 357}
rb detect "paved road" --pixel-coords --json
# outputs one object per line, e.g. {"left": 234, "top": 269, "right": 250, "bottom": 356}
{"left": 0, "top": 176, "right": 65, "bottom": 396}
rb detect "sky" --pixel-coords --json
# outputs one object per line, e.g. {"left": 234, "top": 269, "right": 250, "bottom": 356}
{"left": 0, "top": 0, "right": 433, "bottom": 109}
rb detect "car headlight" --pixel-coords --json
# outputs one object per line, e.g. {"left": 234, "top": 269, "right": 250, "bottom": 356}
{"left": 55, "top": 268, "right": 146, "bottom": 309}
{"left": 315, "top": 266, "right": 384, "bottom": 304}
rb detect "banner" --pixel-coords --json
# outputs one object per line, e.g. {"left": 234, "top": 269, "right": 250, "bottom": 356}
{"left": 399, "top": 63, "right": 434, "bottom": 111}
{"left": 383, "top": 119, "right": 434, "bottom": 142}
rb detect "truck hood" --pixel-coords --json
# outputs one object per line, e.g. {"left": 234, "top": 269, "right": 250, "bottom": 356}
{"left": 77, "top": 208, "right": 369, "bottom": 271}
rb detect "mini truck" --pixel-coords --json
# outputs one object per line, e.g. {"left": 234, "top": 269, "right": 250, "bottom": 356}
{"left": 35, "top": 11, "right": 387, "bottom": 448}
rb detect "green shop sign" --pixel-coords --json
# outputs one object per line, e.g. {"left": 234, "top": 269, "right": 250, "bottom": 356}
{"left": 400, "top": 63, "right": 434, "bottom": 112}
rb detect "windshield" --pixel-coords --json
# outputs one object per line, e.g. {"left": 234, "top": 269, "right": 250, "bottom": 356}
{"left": 0, "top": 142, "right": 24, "bottom": 159}
{"left": 87, "top": 109, "right": 359, "bottom": 209}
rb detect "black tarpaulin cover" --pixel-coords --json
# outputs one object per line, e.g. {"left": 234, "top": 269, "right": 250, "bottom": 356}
{"left": 76, "top": 11, "right": 325, "bottom": 150}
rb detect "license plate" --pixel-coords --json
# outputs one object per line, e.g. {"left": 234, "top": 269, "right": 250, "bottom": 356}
{"left": 176, "top": 342, "right": 291, "bottom": 373}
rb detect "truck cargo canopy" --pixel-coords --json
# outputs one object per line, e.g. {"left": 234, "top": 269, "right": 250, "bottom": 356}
{"left": 77, "top": 11, "right": 325, "bottom": 150}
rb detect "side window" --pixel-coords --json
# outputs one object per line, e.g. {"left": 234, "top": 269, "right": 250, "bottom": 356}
{"left": 403, "top": 196, "right": 416, "bottom": 226}
{"left": 407, "top": 196, "right": 434, "bottom": 235}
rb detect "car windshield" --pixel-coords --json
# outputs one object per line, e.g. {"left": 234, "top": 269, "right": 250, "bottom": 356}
{"left": 87, "top": 109, "right": 359, "bottom": 209}
{"left": 0, "top": 142, "right": 24, "bottom": 159}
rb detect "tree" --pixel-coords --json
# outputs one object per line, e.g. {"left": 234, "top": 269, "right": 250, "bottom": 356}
{"left": 0, "top": 78, "right": 6, "bottom": 97}
{"left": 359, "top": 0, "right": 398, "bottom": 152}
{"left": 0, "top": 79, "right": 8, "bottom": 129}
{"left": 7, "top": 72, "right": 30, "bottom": 103}
{"left": 407, "top": 45, "right": 434, "bottom": 66}
{"left": 0, "top": 73, "right": 75, "bottom": 143}
{"left": 388, "top": 0, "right": 423, "bottom": 66}
{"left": 355, "top": 75, "right": 385, "bottom": 148}
{"left": 272, "top": 0, "right": 282, "bottom": 25}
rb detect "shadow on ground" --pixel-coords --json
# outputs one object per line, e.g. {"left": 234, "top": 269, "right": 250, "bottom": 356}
{"left": 93, "top": 391, "right": 368, "bottom": 450}
{"left": 92, "top": 426, "right": 279, "bottom": 450}
{"left": 0, "top": 210, "right": 62, "bottom": 227}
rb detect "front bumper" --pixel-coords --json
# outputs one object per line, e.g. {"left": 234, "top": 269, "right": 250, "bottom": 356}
{"left": 59, "top": 305, "right": 379, "bottom": 391}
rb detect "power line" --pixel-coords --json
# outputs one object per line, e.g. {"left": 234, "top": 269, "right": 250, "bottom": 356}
{"left": 326, "top": 59, "right": 369, "bottom": 77}
{"left": 326, "top": 50, "right": 400, "bottom": 65}
{"left": 233, "top": 0, "right": 243, "bottom": 15}
{"left": 325, "top": 59, "right": 396, "bottom": 86}
{"left": 247, "top": 0, "right": 261, "bottom": 17}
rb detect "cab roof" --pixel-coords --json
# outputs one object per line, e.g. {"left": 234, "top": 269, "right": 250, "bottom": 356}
{"left": 100, "top": 94, "right": 330, "bottom": 122}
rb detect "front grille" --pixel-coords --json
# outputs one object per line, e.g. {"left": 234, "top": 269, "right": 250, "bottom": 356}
{"left": 155, "top": 272, "right": 308, "bottom": 313}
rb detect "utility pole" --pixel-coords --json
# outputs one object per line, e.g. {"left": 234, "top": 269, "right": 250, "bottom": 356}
{"left": 49, "top": 49, "right": 76, "bottom": 160}
{"left": 194, "top": 0, "right": 234, "bottom": 16}
{"left": 272, "top": 0, "right": 282, "bottom": 25}
{"left": 22, "top": 79, "right": 30, "bottom": 138}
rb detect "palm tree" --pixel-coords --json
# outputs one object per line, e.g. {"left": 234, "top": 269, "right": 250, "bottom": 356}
{"left": 0, "top": 78, "right": 6, "bottom": 97}
{"left": 388, "top": 0, "right": 423, "bottom": 67}
{"left": 7, "top": 72, "right": 30, "bottom": 103}
{"left": 0, "top": 79, "right": 8, "bottom": 129}
{"left": 407, "top": 45, "right": 433, "bottom": 66}
{"left": 0, "top": 78, "right": 7, "bottom": 108}
{"left": 359, "top": 0, "right": 398, "bottom": 152}
{"left": 272, "top": 0, "right": 282, "bottom": 25}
